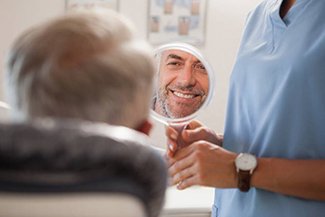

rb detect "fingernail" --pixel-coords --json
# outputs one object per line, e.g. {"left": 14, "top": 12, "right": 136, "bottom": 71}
{"left": 177, "top": 182, "right": 184, "bottom": 190}
{"left": 168, "top": 144, "right": 174, "bottom": 152}
{"left": 170, "top": 132, "right": 177, "bottom": 140}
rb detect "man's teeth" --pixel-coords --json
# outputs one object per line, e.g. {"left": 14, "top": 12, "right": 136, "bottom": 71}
{"left": 173, "top": 91, "right": 195, "bottom": 99}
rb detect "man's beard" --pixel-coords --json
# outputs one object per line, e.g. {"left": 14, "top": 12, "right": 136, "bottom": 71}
{"left": 156, "top": 85, "right": 206, "bottom": 119}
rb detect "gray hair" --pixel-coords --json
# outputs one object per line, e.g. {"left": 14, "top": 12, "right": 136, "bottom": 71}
{"left": 5, "top": 9, "right": 155, "bottom": 129}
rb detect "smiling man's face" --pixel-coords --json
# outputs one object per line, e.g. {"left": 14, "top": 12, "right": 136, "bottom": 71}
{"left": 154, "top": 49, "right": 209, "bottom": 118}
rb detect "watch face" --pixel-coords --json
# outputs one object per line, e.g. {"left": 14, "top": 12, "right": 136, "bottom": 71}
{"left": 235, "top": 153, "right": 257, "bottom": 171}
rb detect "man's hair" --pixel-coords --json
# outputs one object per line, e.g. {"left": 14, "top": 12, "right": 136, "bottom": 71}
{"left": 5, "top": 9, "right": 155, "bottom": 129}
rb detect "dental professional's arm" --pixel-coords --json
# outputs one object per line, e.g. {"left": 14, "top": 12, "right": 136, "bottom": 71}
{"left": 166, "top": 120, "right": 325, "bottom": 201}
{"left": 251, "top": 157, "right": 325, "bottom": 201}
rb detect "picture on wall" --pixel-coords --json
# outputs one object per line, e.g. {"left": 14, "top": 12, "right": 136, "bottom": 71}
{"left": 66, "top": 0, "right": 119, "bottom": 11}
{"left": 148, "top": 0, "right": 207, "bottom": 45}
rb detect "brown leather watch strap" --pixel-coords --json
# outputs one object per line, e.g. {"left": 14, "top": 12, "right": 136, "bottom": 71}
{"left": 237, "top": 170, "right": 251, "bottom": 192}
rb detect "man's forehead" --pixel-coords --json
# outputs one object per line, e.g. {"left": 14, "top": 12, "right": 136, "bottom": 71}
{"left": 162, "top": 50, "right": 200, "bottom": 62}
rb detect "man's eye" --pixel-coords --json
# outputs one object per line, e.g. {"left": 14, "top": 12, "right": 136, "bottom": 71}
{"left": 166, "top": 61, "right": 183, "bottom": 70}
{"left": 167, "top": 61, "right": 182, "bottom": 66}
{"left": 193, "top": 63, "right": 207, "bottom": 74}
{"left": 194, "top": 63, "right": 205, "bottom": 70}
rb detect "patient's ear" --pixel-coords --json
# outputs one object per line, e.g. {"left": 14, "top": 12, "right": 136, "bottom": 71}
{"left": 136, "top": 120, "right": 152, "bottom": 135}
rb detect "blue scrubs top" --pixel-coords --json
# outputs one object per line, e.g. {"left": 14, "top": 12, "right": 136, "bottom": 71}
{"left": 213, "top": 0, "right": 325, "bottom": 216}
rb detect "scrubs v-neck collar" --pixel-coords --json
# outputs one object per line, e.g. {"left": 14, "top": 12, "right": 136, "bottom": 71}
{"left": 268, "top": 0, "right": 309, "bottom": 50}
{"left": 270, "top": 0, "right": 309, "bottom": 27}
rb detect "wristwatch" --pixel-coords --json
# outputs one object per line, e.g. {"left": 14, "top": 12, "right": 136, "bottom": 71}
{"left": 235, "top": 153, "right": 257, "bottom": 192}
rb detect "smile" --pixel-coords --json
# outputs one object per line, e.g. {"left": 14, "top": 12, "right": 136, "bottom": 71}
{"left": 171, "top": 90, "right": 198, "bottom": 99}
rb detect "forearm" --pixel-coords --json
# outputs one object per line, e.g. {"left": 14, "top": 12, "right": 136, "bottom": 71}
{"left": 251, "top": 158, "right": 325, "bottom": 201}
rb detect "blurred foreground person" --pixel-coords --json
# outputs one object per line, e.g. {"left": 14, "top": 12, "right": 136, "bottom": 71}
{"left": 2, "top": 9, "right": 167, "bottom": 217}
{"left": 5, "top": 9, "right": 155, "bottom": 135}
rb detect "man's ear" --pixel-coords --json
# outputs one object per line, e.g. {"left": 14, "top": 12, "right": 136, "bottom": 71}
{"left": 136, "top": 120, "right": 152, "bottom": 135}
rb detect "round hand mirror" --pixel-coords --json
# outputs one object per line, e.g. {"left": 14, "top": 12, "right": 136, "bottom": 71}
{"left": 151, "top": 43, "right": 215, "bottom": 124}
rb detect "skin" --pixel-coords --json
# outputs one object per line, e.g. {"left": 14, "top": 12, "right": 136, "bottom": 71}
{"left": 280, "top": 0, "right": 296, "bottom": 19}
{"left": 166, "top": 0, "right": 325, "bottom": 202}
{"left": 154, "top": 49, "right": 209, "bottom": 119}
{"left": 166, "top": 120, "right": 325, "bottom": 201}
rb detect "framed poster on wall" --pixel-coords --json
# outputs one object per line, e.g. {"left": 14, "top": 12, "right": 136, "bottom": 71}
{"left": 66, "top": 0, "right": 119, "bottom": 11}
{"left": 148, "top": 0, "right": 207, "bottom": 46}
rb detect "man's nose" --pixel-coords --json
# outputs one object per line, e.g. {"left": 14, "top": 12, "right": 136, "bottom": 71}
{"left": 176, "top": 65, "right": 196, "bottom": 87}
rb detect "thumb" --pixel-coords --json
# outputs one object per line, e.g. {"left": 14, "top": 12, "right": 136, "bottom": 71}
{"left": 182, "top": 126, "right": 218, "bottom": 144}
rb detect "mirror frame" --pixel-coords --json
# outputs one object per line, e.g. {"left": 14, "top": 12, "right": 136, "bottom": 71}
{"left": 150, "top": 42, "right": 215, "bottom": 124}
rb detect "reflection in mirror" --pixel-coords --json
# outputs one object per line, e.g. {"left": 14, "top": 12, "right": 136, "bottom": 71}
{"left": 151, "top": 43, "right": 214, "bottom": 124}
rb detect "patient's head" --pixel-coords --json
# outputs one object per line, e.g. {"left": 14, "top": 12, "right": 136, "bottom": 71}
{"left": 5, "top": 9, "right": 155, "bottom": 133}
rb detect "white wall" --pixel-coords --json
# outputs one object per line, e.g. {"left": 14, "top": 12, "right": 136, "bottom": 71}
{"left": 0, "top": 0, "right": 261, "bottom": 148}
{"left": 0, "top": 0, "right": 66, "bottom": 98}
